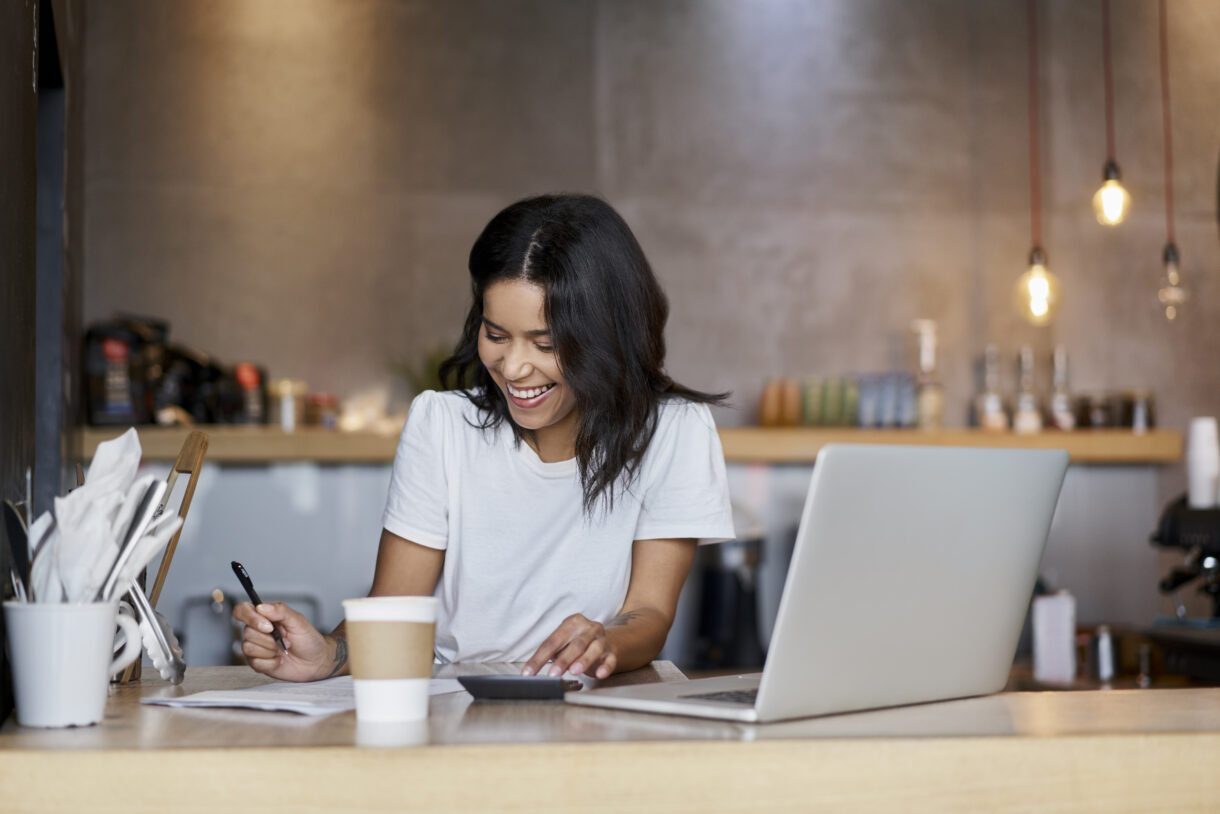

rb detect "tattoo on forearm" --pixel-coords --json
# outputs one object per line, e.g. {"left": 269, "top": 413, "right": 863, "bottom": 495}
{"left": 608, "top": 610, "right": 644, "bottom": 628}
{"left": 328, "top": 632, "right": 349, "bottom": 677}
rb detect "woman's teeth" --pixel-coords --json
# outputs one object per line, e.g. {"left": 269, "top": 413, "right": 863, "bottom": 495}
{"left": 507, "top": 383, "right": 555, "bottom": 400}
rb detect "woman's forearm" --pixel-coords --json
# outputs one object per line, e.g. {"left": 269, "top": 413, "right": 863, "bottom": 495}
{"left": 603, "top": 606, "right": 675, "bottom": 674}
{"left": 324, "top": 621, "right": 351, "bottom": 678}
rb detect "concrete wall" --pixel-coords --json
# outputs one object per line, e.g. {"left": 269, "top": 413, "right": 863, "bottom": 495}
{"left": 79, "top": 0, "right": 1220, "bottom": 442}
{"left": 73, "top": 1, "right": 1220, "bottom": 653}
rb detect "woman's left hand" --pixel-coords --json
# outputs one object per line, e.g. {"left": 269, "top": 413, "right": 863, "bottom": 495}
{"left": 522, "top": 613, "right": 617, "bottom": 679}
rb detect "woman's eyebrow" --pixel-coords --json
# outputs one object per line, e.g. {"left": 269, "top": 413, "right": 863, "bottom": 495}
{"left": 481, "top": 317, "right": 551, "bottom": 337}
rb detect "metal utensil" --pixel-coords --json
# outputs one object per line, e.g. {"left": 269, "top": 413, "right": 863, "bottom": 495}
{"left": 28, "top": 510, "right": 55, "bottom": 568}
{"left": 96, "top": 480, "right": 165, "bottom": 603}
{"left": 127, "top": 581, "right": 186, "bottom": 684}
{"left": 25, "top": 509, "right": 60, "bottom": 604}
{"left": 3, "top": 500, "right": 30, "bottom": 601}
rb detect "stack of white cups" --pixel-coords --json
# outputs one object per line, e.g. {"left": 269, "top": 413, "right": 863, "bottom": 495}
{"left": 1032, "top": 590, "right": 1076, "bottom": 684}
{"left": 1187, "top": 417, "right": 1220, "bottom": 509}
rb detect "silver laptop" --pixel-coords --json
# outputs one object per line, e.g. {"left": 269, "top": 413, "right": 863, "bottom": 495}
{"left": 566, "top": 444, "right": 1069, "bottom": 723}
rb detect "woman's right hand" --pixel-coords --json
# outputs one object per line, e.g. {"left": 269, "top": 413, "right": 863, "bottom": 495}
{"left": 231, "top": 601, "right": 344, "bottom": 682}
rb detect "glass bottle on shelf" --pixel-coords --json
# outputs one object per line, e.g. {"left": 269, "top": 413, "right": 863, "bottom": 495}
{"left": 1048, "top": 345, "right": 1076, "bottom": 431}
{"left": 911, "top": 319, "right": 944, "bottom": 430}
{"left": 976, "top": 344, "right": 1009, "bottom": 432}
{"left": 1013, "top": 345, "right": 1043, "bottom": 434}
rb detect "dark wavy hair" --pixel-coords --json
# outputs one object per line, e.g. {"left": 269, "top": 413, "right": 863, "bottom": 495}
{"left": 439, "top": 193, "right": 728, "bottom": 514}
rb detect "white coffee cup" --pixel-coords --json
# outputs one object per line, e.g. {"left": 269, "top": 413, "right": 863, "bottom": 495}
{"left": 1187, "top": 417, "right": 1220, "bottom": 509}
{"left": 355, "top": 719, "right": 429, "bottom": 748}
{"left": 4, "top": 600, "right": 142, "bottom": 727}
{"left": 342, "top": 596, "right": 437, "bottom": 722}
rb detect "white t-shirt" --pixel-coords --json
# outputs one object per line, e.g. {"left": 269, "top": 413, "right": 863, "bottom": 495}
{"left": 381, "top": 389, "right": 735, "bottom": 663}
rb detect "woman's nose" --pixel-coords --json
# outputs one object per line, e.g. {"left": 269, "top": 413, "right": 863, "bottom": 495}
{"left": 501, "top": 345, "right": 533, "bottom": 380}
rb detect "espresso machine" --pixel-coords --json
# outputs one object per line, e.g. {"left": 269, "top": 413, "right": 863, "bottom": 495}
{"left": 1148, "top": 495, "right": 1220, "bottom": 680}
{"left": 1151, "top": 495, "right": 1220, "bottom": 618}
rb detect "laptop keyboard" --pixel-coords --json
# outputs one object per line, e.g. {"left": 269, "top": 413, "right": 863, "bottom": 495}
{"left": 679, "top": 688, "right": 758, "bottom": 706}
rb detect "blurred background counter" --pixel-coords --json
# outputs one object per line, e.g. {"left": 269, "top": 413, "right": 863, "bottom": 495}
{"left": 75, "top": 424, "right": 1183, "bottom": 678}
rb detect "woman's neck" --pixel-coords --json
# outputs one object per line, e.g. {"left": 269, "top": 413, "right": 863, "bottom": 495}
{"left": 523, "top": 413, "right": 579, "bottom": 463}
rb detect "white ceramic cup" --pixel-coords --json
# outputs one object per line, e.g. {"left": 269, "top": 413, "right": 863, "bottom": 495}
{"left": 342, "top": 596, "right": 437, "bottom": 722}
{"left": 1187, "top": 417, "right": 1220, "bottom": 509}
{"left": 4, "top": 600, "right": 142, "bottom": 728}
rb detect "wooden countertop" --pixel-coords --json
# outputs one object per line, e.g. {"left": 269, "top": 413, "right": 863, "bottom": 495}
{"left": 77, "top": 424, "right": 1182, "bottom": 465}
{"left": 3, "top": 665, "right": 1220, "bottom": 813}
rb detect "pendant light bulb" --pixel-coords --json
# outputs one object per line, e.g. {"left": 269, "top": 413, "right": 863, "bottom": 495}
{"left": 1013, "top": 247, "right": 1061, "bottom": 326}
{"left": 1093, "top": 160, "right": 1130, "bottom": 226}
{"left": 1157, "top": 242, "right": 1188, "bottom": 321}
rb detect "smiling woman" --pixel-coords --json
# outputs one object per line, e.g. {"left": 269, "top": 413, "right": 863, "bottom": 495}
{"left": 441, "top": 193, "right": 729, "bottom": 514}
{"left": 476, "top": 279, "right": 579, "bottom": 462}
{"left": 233, "top": 194, "right": 736, "bottom": 682}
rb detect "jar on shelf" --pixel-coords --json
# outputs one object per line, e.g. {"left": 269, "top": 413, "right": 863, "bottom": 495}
{"left": 267, "top": 378, "right": 307, "bottom": 432}
{"left": 1119, "top": 390, "right": 1155, "bottom": 433}
{"left": 233, "top": 362, "right": 267, "bottom": 424}
{"left": 1075, "top": 393, "right": 1119, "bottom": 429}
{"left": 306, "top": 392, "right": 339, "bottom": 430}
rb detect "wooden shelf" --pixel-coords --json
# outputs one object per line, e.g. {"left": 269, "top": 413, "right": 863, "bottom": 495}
{"left": 716, "top": 427, "right": 1182, "bottom": 465}
{"left": 76, "top": 425, "right": 401, "bottom": 464}
{"left": 77, "top": 425, "right": 1182, "bottom": 465}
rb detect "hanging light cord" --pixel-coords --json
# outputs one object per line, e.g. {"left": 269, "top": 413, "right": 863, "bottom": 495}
{"left": 1102, "top": 0, "right": 1116, "bottom": 160}
{"left": 1158, "top": 0, "right": 1175, "bottom": 244}
{"left": 1027, "top": 0, "right": 1042, "bottom": 248}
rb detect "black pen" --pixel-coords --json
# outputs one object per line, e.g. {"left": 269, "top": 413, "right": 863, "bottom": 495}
{"left": 231, "top": 560, "right": 287, "bottom": 652}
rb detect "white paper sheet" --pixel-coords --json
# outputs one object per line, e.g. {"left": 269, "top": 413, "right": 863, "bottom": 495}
{"left": 141, "top": 675, "right": 465, "bottom": 716}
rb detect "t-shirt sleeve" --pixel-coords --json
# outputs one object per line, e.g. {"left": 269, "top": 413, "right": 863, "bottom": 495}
{"left": 381, "top": 390, "right": 449, "bottom": 550}
{"left": 634, "top": 401, "right": 736, "bottom": 545}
